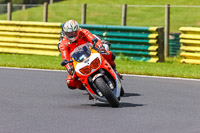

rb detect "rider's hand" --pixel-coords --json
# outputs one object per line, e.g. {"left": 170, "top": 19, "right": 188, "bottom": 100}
{"left": 99, "top": 45, "right": 107, "bottom": 54}
{"left": 92, "top": 38, "right": 98, "bottom": 45}
{"left": 66, "top": 64, "right": 74, "bottom": 75}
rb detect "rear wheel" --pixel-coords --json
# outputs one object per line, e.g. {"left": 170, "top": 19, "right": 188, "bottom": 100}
{"left": 95, "top": 77, "right": 119, "bottom": 107}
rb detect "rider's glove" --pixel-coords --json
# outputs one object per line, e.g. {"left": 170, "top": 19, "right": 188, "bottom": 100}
{"left": 66, "top": 64, "right": 74, "bottom": 75}
{"left": 99, "top": 45, "right": 107, "bottom": 54}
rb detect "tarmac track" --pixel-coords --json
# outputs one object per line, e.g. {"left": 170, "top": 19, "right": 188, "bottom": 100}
{"left": 0, "top": 67, "right": 200, "bottom": 133}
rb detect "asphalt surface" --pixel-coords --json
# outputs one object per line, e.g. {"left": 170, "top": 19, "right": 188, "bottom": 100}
{"left": 0, "top": 67, "right": 200, "bottom": 133}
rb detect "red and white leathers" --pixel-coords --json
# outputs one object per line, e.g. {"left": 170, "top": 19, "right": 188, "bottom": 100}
{"left": 59, "top": 28, "right": 116, "bottom": 90}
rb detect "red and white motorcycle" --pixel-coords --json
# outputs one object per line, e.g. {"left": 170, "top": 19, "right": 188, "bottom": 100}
{"left": 61, "top": 39, "right": 124, "bottom": 107}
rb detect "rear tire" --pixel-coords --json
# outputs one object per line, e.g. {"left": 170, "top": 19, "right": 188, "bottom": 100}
{"left": 95, "top": 77, "right": 119, "bottom": 107}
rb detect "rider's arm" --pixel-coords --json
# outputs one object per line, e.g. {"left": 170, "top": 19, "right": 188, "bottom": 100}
{"left": 59, "top": 38, "right": 72, "bottom": 69}
{"left": 80, "top": 29, "right": 103, "bottom": 47}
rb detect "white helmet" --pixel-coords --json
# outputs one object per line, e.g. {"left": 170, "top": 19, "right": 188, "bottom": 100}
{"left": 62, "top": 20, "right": 80, "bottom": 42}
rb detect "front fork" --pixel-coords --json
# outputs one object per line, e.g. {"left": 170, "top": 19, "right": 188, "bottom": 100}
{"left": 89, "top": 69, "right": 117, "bottom": 97}
{"left": 92, "top": 69, "right": 114, "bottom": 90}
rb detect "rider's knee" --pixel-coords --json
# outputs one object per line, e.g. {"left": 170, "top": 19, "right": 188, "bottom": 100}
{"left": 66, "top": 79, "right": 76, "bottom": 90}
{"left": 66, "top": 78, "right": 84, "bottom": 90}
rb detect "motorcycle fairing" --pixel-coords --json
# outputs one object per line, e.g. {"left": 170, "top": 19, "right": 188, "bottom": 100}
{"left": 71, "top": 43, "right": 121, "bottom": 102}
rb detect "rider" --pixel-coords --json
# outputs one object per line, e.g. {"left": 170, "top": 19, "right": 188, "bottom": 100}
{"left": 58, "top": 20, "right": 122, "bottom": 91}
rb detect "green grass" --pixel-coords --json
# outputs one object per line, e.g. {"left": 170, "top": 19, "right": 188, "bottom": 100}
{"left": 1, "top": 53, "right": 200, "bottom": 79}
{"left": 1, "top": 0, "right": 200, "bottom": 31}
{"left": 0, "top": 53, "right": 64, "bottom": 70}
{"left": 116, "top": 57, "right": 200, "bottom": 79}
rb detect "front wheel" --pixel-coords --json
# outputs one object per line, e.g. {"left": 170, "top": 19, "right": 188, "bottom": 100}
{"left": 95, "top": 77, "right": 119, "bottom": 107}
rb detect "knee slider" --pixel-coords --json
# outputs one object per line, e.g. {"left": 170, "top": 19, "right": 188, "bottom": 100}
{"left": 66, "top": 79, "right": 76, "bottom": 90}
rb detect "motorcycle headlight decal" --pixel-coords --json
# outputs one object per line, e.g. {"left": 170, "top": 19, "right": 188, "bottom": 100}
{"left": 91, "top": 57, "right": 100, "bottom": 69}
{"left": 79, "top": 57, "right": 100, "bottom": 75}
{"left": 80, "top": 65, "right": 91, "bottom": 75}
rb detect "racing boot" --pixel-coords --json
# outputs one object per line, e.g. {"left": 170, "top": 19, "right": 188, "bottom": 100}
{"left": 88, "top": 93, "right": 94, "bottom": 100}
{"left": 104, "top": 52, "right": 123, "bottom": 80}
{"left": 112, "top": 64, "right": 123, "bottom": 80}
{"left": 117, "top": 72, "right": 123, "bottom": 80}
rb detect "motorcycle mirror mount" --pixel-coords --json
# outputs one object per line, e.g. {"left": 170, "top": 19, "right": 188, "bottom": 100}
{"left": 61, "top": 59, "right": 73, "bottom": 66}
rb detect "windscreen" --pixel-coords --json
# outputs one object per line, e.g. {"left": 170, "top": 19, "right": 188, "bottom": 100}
{"left": 70, "top": 43, "right": 92, "bottom": 62}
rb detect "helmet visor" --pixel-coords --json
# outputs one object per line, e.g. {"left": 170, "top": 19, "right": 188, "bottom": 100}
{"left": 65, "top": 31, "right": 78, "bottom": 39}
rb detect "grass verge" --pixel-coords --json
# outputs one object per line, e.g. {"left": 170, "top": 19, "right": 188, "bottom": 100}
{"left": 1, "top": 53, "right": 200, "bottom": 79}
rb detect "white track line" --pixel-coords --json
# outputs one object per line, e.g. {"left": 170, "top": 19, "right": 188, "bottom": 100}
{"left": 1, "top": 66, "right": 200, "bottom": 82}
{"left": 122, "top": 74, "right": 200, "bottom": 82}
{"left": 0, "top": 66, "right": 66, "bottom": 72}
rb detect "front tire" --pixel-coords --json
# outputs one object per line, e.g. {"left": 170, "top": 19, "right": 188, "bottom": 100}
{"left": 95, "top": 77, "right": 119, "bottom": 107}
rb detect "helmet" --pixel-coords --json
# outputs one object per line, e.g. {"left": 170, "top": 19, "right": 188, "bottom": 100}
{"left": 62, "top": 20, "right": 80, "bottom": 42}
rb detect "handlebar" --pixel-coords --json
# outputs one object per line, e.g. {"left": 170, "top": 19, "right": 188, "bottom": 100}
{"left": 61, "top": 59, "right": 73, "bottom": 66}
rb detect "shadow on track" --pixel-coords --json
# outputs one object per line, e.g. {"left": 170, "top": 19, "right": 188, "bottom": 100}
{"left": 89, "top": 92, "right": 145, "bottom": 108}
{"left": 92, "top": 102, "right": 145, "bottom": 108}
{"left": 123, "top": 92, "right": 141, "bottom": 97}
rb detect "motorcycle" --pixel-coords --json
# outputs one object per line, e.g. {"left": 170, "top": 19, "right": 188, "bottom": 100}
{"left": 61, "top": 39, "right": 124, "bottom": 107}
